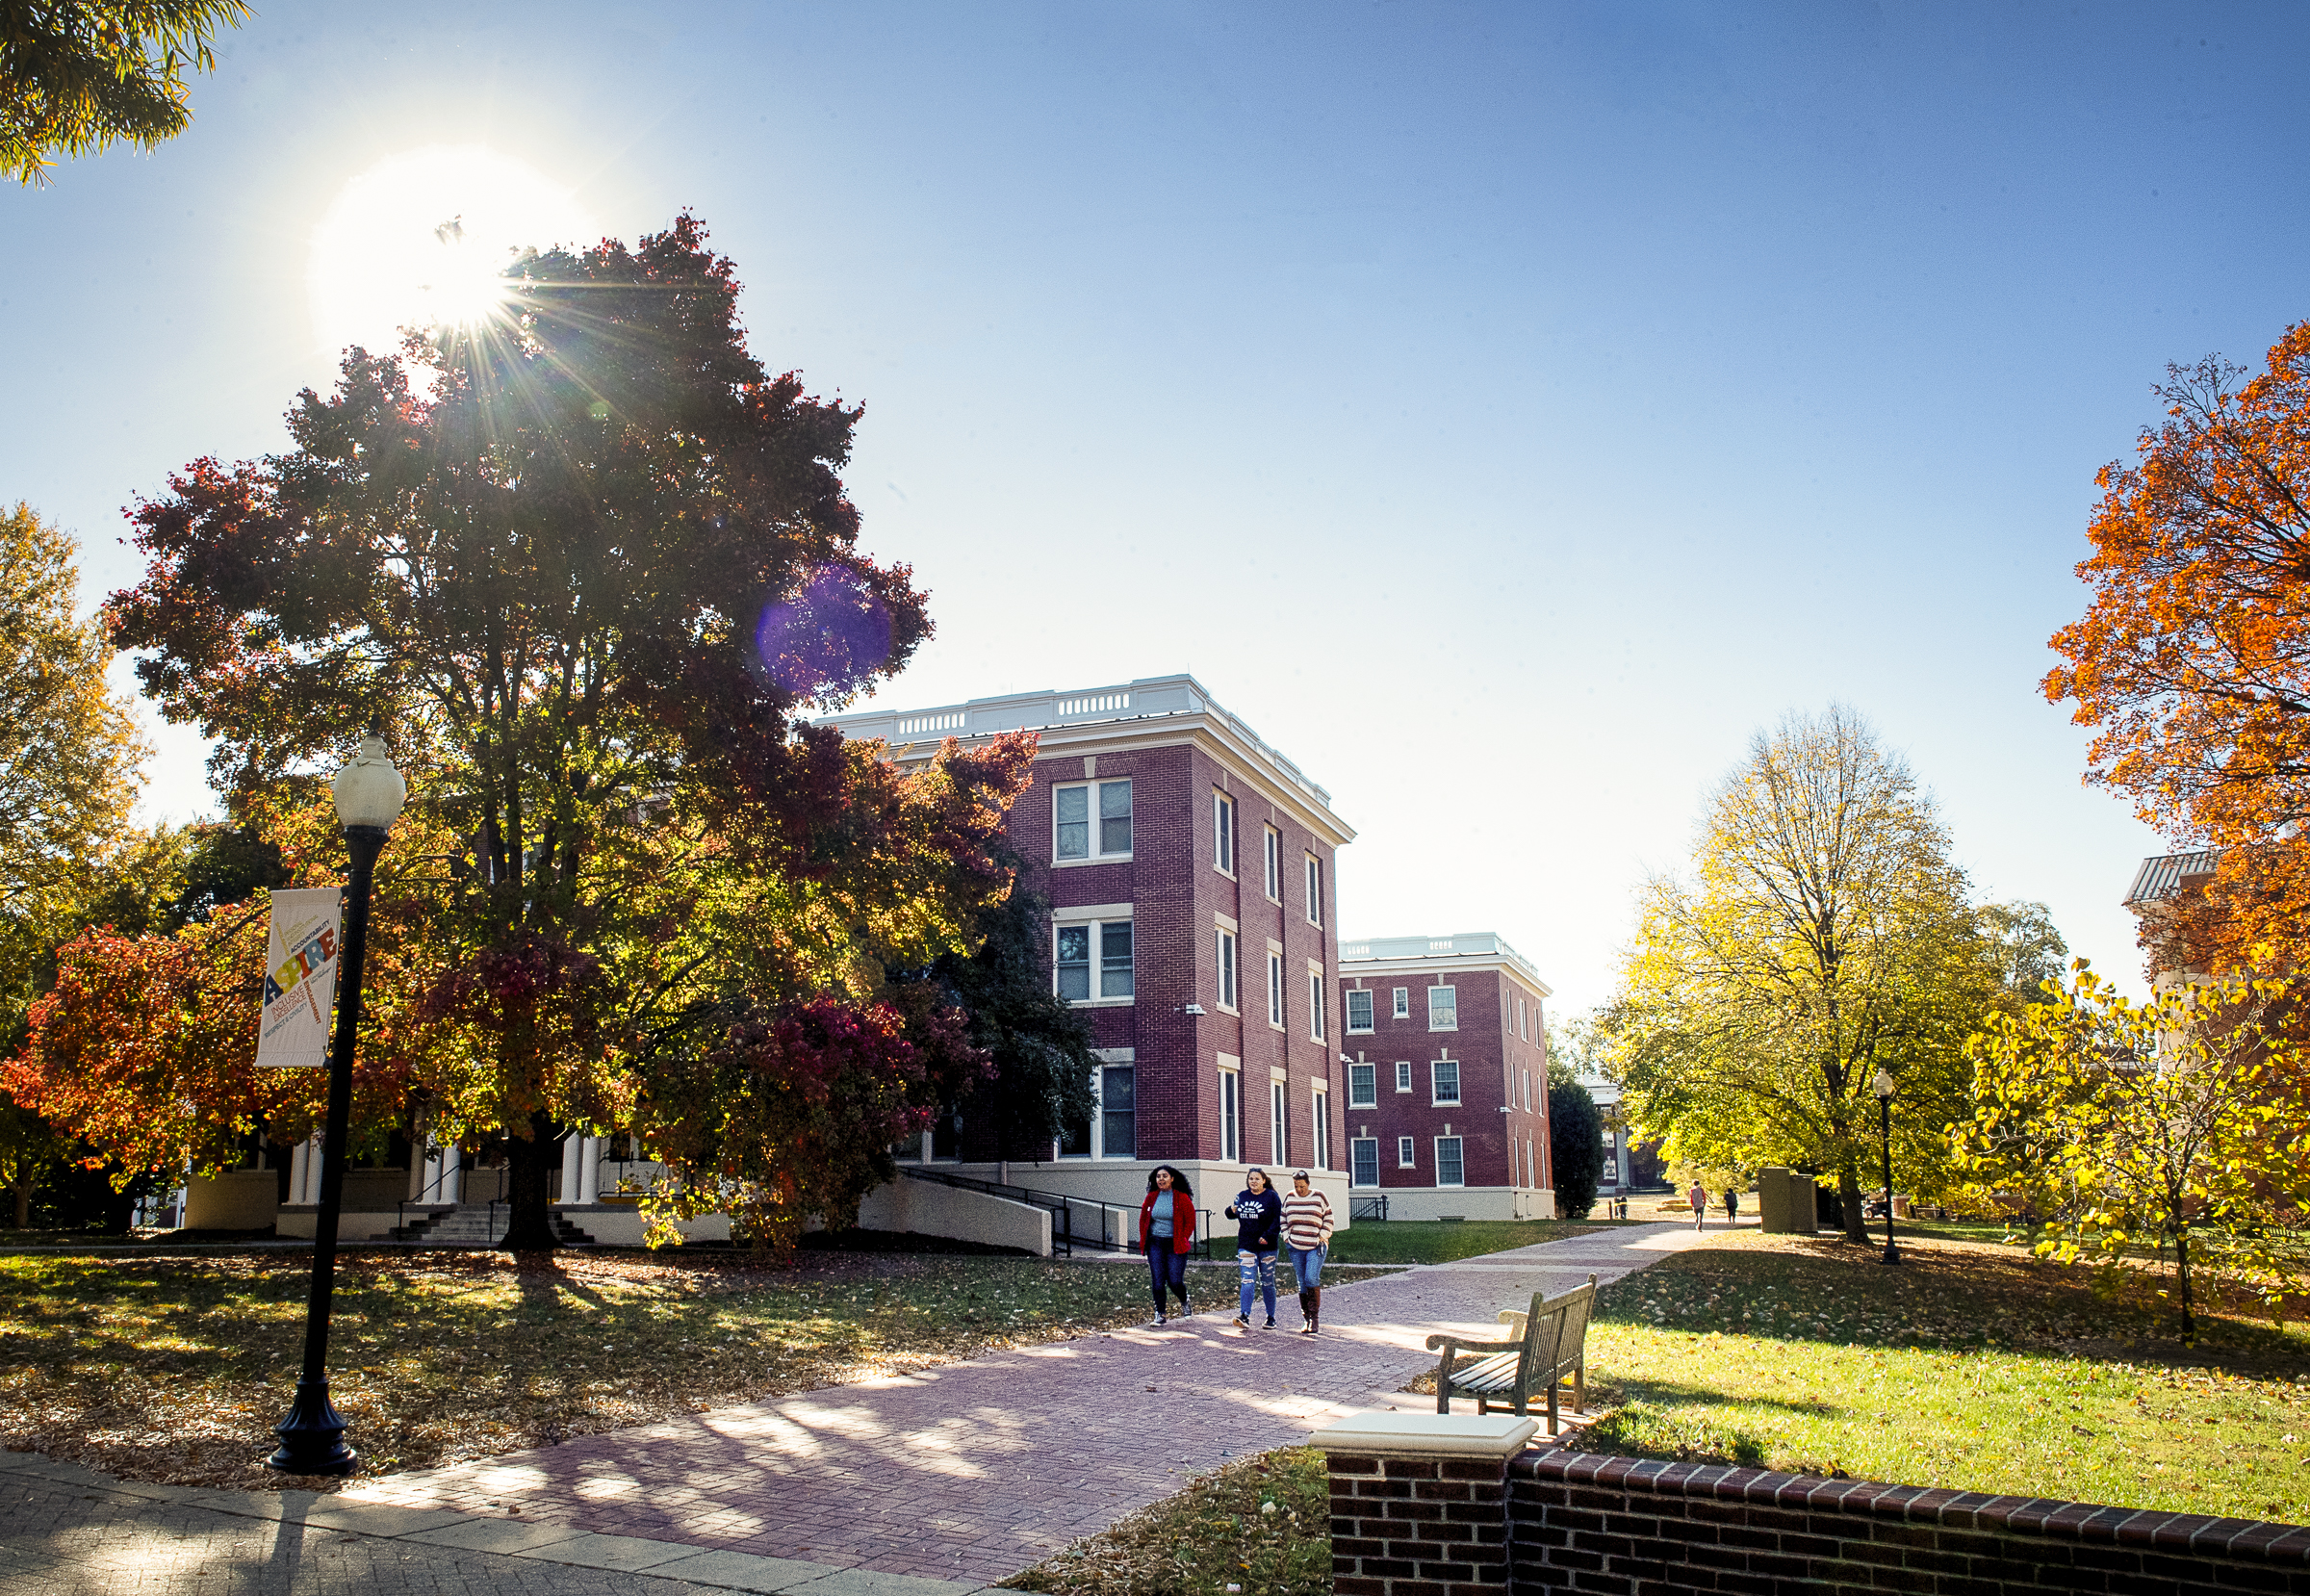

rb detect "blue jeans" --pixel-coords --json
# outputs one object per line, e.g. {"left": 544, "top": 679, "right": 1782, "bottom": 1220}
{"left": 1237, "top": 1249, "right": 1277, "bottom": 1319}
{"left": 1286, "top": 1243, "right": 1326, "bottom": 1292}
{"left": 1147, "top": 1244, "right": 1188, "bottom": 1311}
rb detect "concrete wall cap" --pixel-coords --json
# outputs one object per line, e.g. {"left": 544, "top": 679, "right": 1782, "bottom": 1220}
{"left": 1308, "top": 1410, "right": 1538, "bottom": 1457}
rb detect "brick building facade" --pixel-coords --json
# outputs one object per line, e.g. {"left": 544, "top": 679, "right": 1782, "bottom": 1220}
{"left": 826, "top": 676, "right": 1356, "bottom": 1226}
{"left": 1334, "top": 934, "right": 1554, "bottom": 1221}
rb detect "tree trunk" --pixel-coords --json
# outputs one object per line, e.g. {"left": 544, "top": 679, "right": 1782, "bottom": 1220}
{"left": 499, "top": 1111, "right": 560, "bottom": 1250}
{"left": 2173, "top": 1230, "right": 2194, "bottom": 1338}
{"left": 12, "top": 1179, "right": 29, "bottom": 1229}
{"left": 1837, "top": 1164, "right": 1868, "bottom": 1244}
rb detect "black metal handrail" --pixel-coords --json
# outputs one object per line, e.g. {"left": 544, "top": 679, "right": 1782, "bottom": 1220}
{"left": 895, "top": 1166, "right": 1219, "bottom": 1258}
{"left": 1349, "top": 1196, "right": 1389, "bottom": 1223}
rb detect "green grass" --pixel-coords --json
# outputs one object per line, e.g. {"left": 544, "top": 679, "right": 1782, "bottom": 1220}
{"left": 1327, "top": 1219, "right": 1618, "bottom": 1266}
{"left": 1005, "top": 1445, "right": 1330, "bottom": 1596}
{"left": 1570, "top": 1234, "right": 2310, "bottom": 1522}
{"left": 0, "top": 1249, "right": 1327, "bottom": 1487}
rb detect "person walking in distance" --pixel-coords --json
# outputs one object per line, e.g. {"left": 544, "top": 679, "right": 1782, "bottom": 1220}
{"left": 1280, "top": 1170, "right": 1334, "bottom": 1334}
{"left": 1687, "top": 1179, "right": 1707, "bottom": 1230}
{"left": 1723, "top": 1188, "right": 1740, "bottom": 1226}
{"left": 1139, "top": 1166, "right": 1197, "bottom": 1324}
{"left": 1225, "top": 1167, "right": 1283, "bottom": 1329}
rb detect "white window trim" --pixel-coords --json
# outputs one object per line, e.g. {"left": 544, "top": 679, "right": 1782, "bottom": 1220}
{"left": 1394, "top": 1060, "right": 1413, "bottom": 1094}
{"left": 1311, "top": 1087, "right": 1329, "bottom": 1171}
{"left": 1348, "top": 1060, "right": 1377, "bottom": 1109}
{"left": 1218, "top": 1055, "right": 1243, "bottom": 1166}
{"left": 1215, "top": 926, "right": 1240, "bottom": 1015}
{"left": 1304, "top": 854, "right": 1323, "bottom": 926}
{"left": 1349, "top": 1136, "right": 1380, "bottom": 1189}
{"left": 1345, "top": 987, "right": 1374, "bottom": 1035}
{"left": 1270, "top": 1078, "right": 1288, "bottom": 1166}
{"left": 1052, "top": 778, "right": 1134, "bottom": 867}
{"left": 1267, "top": 949, "right": 1286, "bottom": 1032}
{"left": 1214, "top": 790, "right": 1236, "bottom": 878}
{"left": 1398, "top": 1135, "right": 1417, "bottom": 1169}
{"left": 1426, "top": 983, "right": 1459, "bottom": 1032}
{"left": 1307, "top": 965, "right": 1325, "bottom": 1043}
{"left": 1434, "top": 1135, "right": 1466, "bottom": 1189}
{"left": 1263, "top": 827, "right": 1282, "bottom": 902}
{"left": 1430, "top": 1057, "right": 1461, "bottom": 1108}
{"left": 1392, "top": 987, "right": 1409, "bottom": 1019}
{"left": 1053, "top": 908, "right": 1136, "bottom": 1008}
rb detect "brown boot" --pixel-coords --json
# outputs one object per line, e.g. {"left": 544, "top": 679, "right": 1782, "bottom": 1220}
{"left": 1296, "top": 1288, "right": 1315, "bottom": 1333}
{"left": 1306, "top": 1288, "right": 1322, "bottom": 1335}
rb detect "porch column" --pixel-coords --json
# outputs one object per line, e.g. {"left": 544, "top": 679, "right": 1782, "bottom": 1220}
{"left": 289, "top": 1137, "right": 312, "bottom": 1205}
{"left": 558, "top": 1133, "right": 582, "bottom": 1204}
{"left": 577, "top": 1136, "right": 603, "bottom": 1205}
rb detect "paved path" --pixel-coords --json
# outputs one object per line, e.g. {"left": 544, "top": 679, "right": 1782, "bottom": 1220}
{"left": 0, "top": 1221, "right": 1729, "bottom": 1593}
{"left": 330, "top": 1222, "right": 1718, "bottom": 1588}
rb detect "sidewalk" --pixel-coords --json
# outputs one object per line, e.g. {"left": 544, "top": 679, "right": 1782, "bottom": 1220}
{"left": 0, "top": 1221, "right": 1715, "bottom": 1593}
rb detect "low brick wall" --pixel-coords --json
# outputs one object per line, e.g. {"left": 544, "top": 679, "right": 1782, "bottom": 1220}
{"left": 1508, "top": 1451, "right": 2310, "bottom": 1595}
{"left": 1315, "top": 1412, "right": 2310, "bottom": 1596}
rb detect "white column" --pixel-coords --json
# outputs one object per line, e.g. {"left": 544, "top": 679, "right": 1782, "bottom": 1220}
{"left": 442, "top": 1146, "right": 464, "bottom": 1205}
{"left": 578, "top": 1136, "right": 603, "bottom": 1205}
{"left": 558, "top": 1133, "right": 581, "bottom": 1204}
{"left": 289, "top": 1139, "right": 311, "bottom": 1205}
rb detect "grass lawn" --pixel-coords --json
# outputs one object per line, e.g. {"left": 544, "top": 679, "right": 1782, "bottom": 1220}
{"left": 0, "top": 1249, "right": 1384, "bottom": 1489}
{"left": 1570, "top": 1233, "right": 2310, "bottom": 1523}
{"left": 1327, "top": 1219, "right": 1619, "bottom": 1266}
{"left": 1005, "top": 1444, "right": 1330, "bottom": 1596}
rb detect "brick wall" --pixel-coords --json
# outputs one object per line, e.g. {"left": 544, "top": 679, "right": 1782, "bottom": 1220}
{"left": 1504, "top": 1451, "right": 2310, "bottom": 1594}
{"left": 1330, "top": 1450, "right": 1516, "bottom": 1596}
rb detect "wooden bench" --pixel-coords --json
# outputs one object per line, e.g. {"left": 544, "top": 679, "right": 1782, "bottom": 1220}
{"left": 1424, "top": 1273, "right": 1596, "bottom": 1435}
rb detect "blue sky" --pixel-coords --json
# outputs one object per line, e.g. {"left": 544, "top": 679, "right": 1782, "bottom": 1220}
{"left": 5, "top": 1, "right": 2303, "bottom": 1015}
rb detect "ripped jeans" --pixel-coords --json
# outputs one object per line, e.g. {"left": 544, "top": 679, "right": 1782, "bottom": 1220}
{"left": 1237, "top": 1248, "right": 1278, "bottom": 1321}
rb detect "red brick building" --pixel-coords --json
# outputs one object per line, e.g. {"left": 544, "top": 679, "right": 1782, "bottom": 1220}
{"left": 826, "top": 676, "right": 1356, "bottom": 1226}
{"left": 1334, "top": 934, "right": 1555, "bottom": 1220}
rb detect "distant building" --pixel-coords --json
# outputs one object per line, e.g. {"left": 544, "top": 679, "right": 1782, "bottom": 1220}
{"left": 1583, "top": 1074, "right": 1665, "bottom": 1197}
{"left": 1333, "top": 933, "right": 1554, "bottom": 1220}
{"left": 826, "top": 676, "right": 1356, "bottom": 1228}
{"left": 2122, "top": 849, "right": 2220, "bottom": 985}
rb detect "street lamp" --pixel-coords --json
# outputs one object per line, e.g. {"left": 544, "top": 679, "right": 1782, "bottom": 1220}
{"left": 1871, "top": 1068, "right": 1900, "bottom": 1267}
{"left": 268, "top": 734, "right": 405, "bottom": 1476}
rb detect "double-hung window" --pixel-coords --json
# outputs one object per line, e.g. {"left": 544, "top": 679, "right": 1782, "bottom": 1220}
{"left": 1431, "top": 1059, "right": 1461, "bottom": 1106}
{"left": 1346, "top": 989, "right": 1373, "bottom": 1034}
{"left": 1348, "top": 1061, "right": 1377, "bottom": 1108}
{"left": 1214, "top": 791, "right": 1235, "bottom": 875}
{"left": 1267, "top": 951, "right": 1286, "bottom": 1030}
{"left": 1270, "top": 1079, "right": 1288, "bottom": 1165}
{"left": 1395, "top": 1060, "right": 1413, "bottom": 1093}
{"left": 1056, "top": 917, "right": 1134, "bottom": 1002}
{"left": 1311, "top": 1089, "right": 1329, "bottom": 1170}
{"left": 1435, "top": 1136, "right": 1466, "bottom": 1188}
{"left": 1219, "top": 1065, "right": 1241, "bottom": 1164}
{"left": 1392, "top": 987, "right": 1409, "bottom": 1019}
{"left": 1054, "top": 779, "right": 1132, "bottom": 862}
{"left": 1101, "top": 1065, "right": 1136, "bottom": 1159}
{"left": 1350, "top": 1137, "right": 1379, "bottom": 1188}
{"left": 1426, "top": 984, "right": 1458, "bottom": 1031}
{"left": 1516, "top": 996, "right": 1527, "bottom": 1042}
{"left": 1216, "top": 927, "right": 1239, "bottom": 1012}
{"left": 1398, "top": 1135, "right": 1416, "bottom": 1168}
{"left": 1308, "top": 971, "right": 1325, "bottom": 1042}
{"left": 1263, "top": 828, "right": 1282, "bottom": 899}
{"left": 1304, "top": 855, "right": 1323, "bottom": 926}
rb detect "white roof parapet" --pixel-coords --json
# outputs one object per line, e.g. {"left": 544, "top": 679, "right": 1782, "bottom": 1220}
{"left": 821, "top": 673, "right": 1336, "bottom": 813}
{"left": 2123, "top": 850, "right": 2220, "bottom": 909}
{"left": 1338, "top": 932, "right": 1550, "bottom": 994}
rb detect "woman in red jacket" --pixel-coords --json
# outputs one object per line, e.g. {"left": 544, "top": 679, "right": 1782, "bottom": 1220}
{"left": 1139, "top": 1165, "right": 1196, "bottom": 1325}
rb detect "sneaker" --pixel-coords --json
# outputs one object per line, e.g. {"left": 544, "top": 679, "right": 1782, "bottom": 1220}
{"left": 1262, "top": 1318, "right": 1276, "bottom": 1330}
{"left": 1155, "top": 1313, "right": 1168, "bottom": 1326}
{"left": 1176, "top": 1304, "right": 1193, "bottom": 1318}
{"left": 1232, "top": 1314, "right": 1251, "bottom": 1329}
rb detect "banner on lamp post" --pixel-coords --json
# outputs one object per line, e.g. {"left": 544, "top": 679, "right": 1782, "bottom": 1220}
{"left": 256, "top": 888, "right": 344, "bottom": 1068}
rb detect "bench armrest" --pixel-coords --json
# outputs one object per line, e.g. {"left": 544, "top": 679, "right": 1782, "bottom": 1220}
{"left": 1424, "top": 1333, "right": 1523, "bottom": 1354}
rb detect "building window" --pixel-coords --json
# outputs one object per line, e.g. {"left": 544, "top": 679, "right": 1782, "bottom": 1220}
{"left": 1427, "top": 985, "right": 1457, "bottom": 1031}
{"left": 1350, "top": 1137, "right": 1379, "bottom": 1188}
{"left": 1215, "top": 791, "right": 1235, "bottom": 875}
{"left": 1392, "top": 987, "right": 1409, "bottom": 1019}
{"left": 1521, "top": 1068, "right": 1530, "bottom": 1113}
{"left": 1398, "top": 1135, "right": 1416, "bottom": 1168}
{"left": 1058, "top": 1075, "right": 1091, "bottom": 1157}
{"left": 1348, "top": 1061, "right": 1377, "bottom": 1108}
{"left": 1268, "top": 951, "right": 1285, "bottom": 1030}
{"left": 1313, "top": 1089, "right": 1329, "bottom": 1170}
{"left": 1217, "top": 929, "right": 1238, "bottom": 1011}
{"left": 1431, "top": 1059, "right": 1461, "bottom": 1106}
{"left": 1263, "top": 828, "right": 1281, "bottom": 899}
{"left": 1102, "top": 1065, "right": 1136, "bottom": 1159}
{"left": 1056, "top": 918, "right": 1133, "bottom": 1003}
{"left": 1436, "top": 1136, "right": 1465, "bottom": 1188}
{"left": 1055, "top": 779, "right": 1132, "bottom": 862}
{"left": 1219, "top": 1067, "right": 1241, "bottom": 1164}
{"left": 1304, "top": 855, "right": 1323, "bottom": 926}
{"left": 1346, "top": 989, "right": 1373, "bottom": 1034}
{"left": 1308, "top": 971, "right": 1325, "bottom": 1042}
{"left": 1395, "top": 1060, "right": 1413, "bottom": 1093}
{"left": 1270, "top": 1079, "right": 1288, "bottom": 1165}
{"left": 1517, "top": 996, "right": 1527, "bottom": 1042}
{"left": 1525, "top": 1139, "right": 1535, "bottom": 1188}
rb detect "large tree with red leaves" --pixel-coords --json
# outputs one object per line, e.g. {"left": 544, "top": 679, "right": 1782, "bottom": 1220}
{"left": 81, "top": 216, "right": 1027, "bottom": 1249}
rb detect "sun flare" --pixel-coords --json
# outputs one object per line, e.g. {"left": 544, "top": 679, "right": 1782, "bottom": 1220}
{"left": 307, "top": 145, "right": 596, "bottom": 363}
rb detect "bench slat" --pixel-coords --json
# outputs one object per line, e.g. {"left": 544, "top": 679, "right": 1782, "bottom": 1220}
{"left": 1449, "top": 1351, "right": 1521, "bottom": 1390}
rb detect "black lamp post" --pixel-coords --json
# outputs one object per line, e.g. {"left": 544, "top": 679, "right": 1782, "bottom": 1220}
{"left": 1871, "top": 1068, "right": 1900, "bottom": 1267}
{"left": 268, "top": 734, "right": 404, "bottom": 1476}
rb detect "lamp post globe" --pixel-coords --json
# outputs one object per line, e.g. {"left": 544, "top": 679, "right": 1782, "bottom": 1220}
{"left": 268, "top": 734, "right": 402, "bottom": 1477}
{"left": 1871, "top": 1069, "right": 1899, "bottom": 1266}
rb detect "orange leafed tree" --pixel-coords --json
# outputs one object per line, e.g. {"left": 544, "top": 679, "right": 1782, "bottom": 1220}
{"left": 2045, "top": 322, "right": 2310, "bottom": 974}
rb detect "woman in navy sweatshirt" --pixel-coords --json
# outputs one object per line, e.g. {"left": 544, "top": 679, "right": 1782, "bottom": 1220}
{"left": 1224, "top": 1167, "right": 1283, "bottom": 1329}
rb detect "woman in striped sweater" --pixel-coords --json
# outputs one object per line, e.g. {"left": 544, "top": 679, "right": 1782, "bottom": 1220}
{"left": 1279, "top": 1170, "right": 1333, "bottom": 1335}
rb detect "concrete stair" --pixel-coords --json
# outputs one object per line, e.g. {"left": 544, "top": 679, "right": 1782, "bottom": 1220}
{"left": 388, "top": 1204, "right": 598, "bottom": 1248}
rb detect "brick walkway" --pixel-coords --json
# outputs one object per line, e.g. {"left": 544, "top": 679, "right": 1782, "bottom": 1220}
{"left": 335, "top": 1221, "right": 1717, "bottom": 1587}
